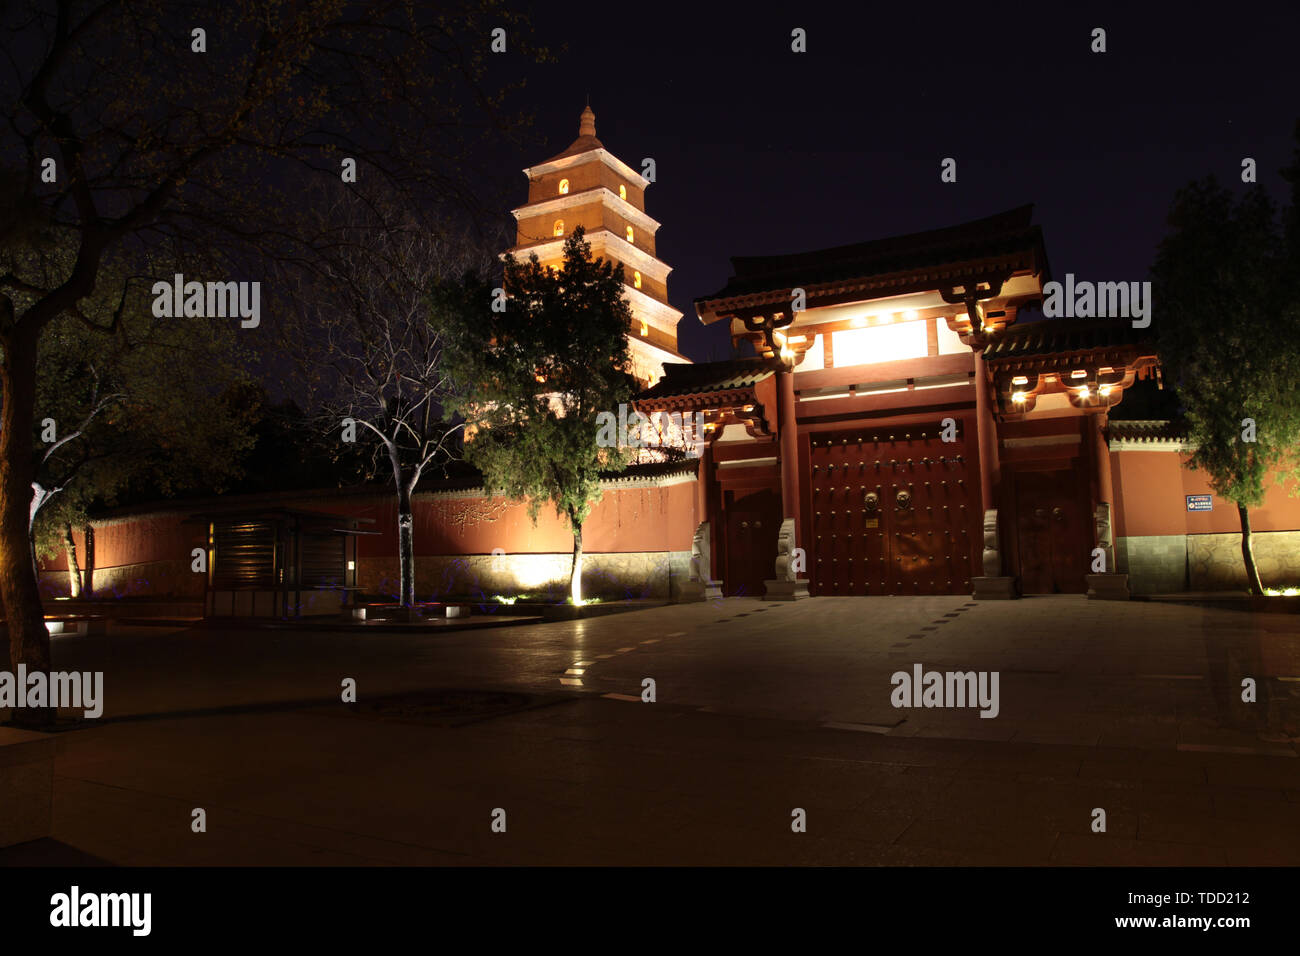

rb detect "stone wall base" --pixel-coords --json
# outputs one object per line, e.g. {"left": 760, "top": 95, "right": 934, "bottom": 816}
{"left": 1187, "top": 531, "right": 1300, "bottom": 591}
{"left": 358, "top": 551, "right": 693, "bottom": 603}
{"left": 39, "top": 559, "right": 200, "bottom": 601}
{"left": 1115, "top": 536, "right": 1187, "bottom": 595}
{"left": 1117, "top": 531, "right": 1300, "bottom": 594}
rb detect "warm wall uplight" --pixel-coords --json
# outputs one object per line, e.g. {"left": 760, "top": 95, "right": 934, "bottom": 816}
{"left": 1012, "top": 391, "right": 1027, "bottom": 404}
{"left": 626, "top": 226, "right": 634, "bottom": 243}
{"left": 619, "top": 184, "right": 627, "bottom": 201}
{"left": 1099, "top": 384, "right": 1113, "bottom": 397}
{"left": 1070, "top": 369, "right": 1087, "bottom": 379}
{"left": 558, "top": 178, "right": 569, "bottom": 195}
{"left": 851, "top": 316, "right": 867, "bottom": 328}
{"left": 1012, "top": 375, "right": 1029, "bottom": 385}
{"left": 1078, "top": 385, "right": 1091, "bottom": 398}
{"left": 633, "top": 270, "right": 642, "bottom": 289}
{"left": 553, "top": 219, "right": 564, "bottom": 237}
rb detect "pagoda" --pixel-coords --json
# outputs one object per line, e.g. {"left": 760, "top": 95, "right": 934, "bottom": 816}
{"left": 505, "top": 104, "right": 685, "bottom": 387}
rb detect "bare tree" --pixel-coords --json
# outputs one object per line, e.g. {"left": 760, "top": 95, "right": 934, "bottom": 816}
{"left": 278, "top": 192, "right": 499, "bottom": 610}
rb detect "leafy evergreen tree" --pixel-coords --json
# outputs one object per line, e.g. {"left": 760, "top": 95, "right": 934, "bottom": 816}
{"left": 445, "top": 228, "right": 639, "bottom": 603}
{"left": 1150, "top": 124, "right": 1300, "bottom": 594}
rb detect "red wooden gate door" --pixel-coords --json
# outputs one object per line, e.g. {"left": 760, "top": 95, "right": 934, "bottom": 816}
{"left": 809, "top": 426, "right": 976, "bottom": 595}
{"left": 1014, "top": 470, "right": 1089, "bottom": 594}
{"left": 725, "top": 490, "right": 780, "bottom": 597}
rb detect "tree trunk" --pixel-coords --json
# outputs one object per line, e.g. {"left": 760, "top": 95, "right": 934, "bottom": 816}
{"left": 64, "top": 523, "right": 82, "bottom": 599}
{"left": 27, "top": 525, "right": 38, "bottom": 582}
{"left": 569, "top": 521, "right": 583, "bottom": 605}
{"left": 0, "top": 317, "right": 54, "bottom": 727}
{"left": 1238, "top": 503, "right": 1264, "bottom": 596}
{"left": 397, "top": 478, "right": 415, "bottom": 608}
{"left": 26, "top": 485, "right": 46, "bottom": 580}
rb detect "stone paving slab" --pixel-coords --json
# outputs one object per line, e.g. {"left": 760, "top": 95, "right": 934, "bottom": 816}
{"left": 0, "top": 693, "right": 1291, "bottom": 866}
{"left": 3, "top": 594, "right": 1297, "bottom": 865}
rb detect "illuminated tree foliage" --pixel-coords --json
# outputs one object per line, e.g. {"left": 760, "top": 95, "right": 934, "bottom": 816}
{"left": 444, "top": 228, "right": 639, "bottom": 604}
{"left": 29, "top": 305, "right": 257, "bottom": 581}
{"left": 1150, "top": 124, "right": 1300, "bottom": 595}
{"left": 3, "top": 217, "right": 255, "bottom": 591}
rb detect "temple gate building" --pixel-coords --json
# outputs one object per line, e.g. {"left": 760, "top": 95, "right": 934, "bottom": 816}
{"left": 36, "top": 110, "right": 1300, "bottom": 610}
{"left": 639, "top": 204, "right": 1166, "bottom": 599}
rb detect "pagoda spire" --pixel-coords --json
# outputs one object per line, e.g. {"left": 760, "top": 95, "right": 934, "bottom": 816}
{"left": 579, "top": 101, "right": 596, "bottom": 138}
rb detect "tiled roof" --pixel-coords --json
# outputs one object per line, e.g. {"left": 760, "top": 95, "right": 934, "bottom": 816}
{"left": 540, "top": 133, "right": 604, "bottom": 165}
{"left": 412, "top": 459, "right": 700, "bottom": 497}
{"left": 983, "top": 317, "right": 1156, "bottom": 362}
{"left": 599, "top": 458, "right": 700, "bottom": 482}
{"left": 1108, "top": 419, "right": 1189, "bottom": 443}
{"left": 698, "top": 205, "right": 1046, "bottom": 304}
{"left": 635, "top": 358, "right": 782, "bottom": 401}
{"left": 538, "top": 106, "right": 605, "bottom": 165}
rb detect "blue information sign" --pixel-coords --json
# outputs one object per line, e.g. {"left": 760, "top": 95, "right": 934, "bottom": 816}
{"left": 1186, "top": 494, "right": 1212, "bottom": 512}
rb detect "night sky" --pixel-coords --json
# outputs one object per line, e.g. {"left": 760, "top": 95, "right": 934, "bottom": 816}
{"left": 481, "top": 3, "right": 1299, "bottom": 362}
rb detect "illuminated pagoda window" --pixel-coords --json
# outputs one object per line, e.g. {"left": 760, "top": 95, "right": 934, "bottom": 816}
{"left": 553, "top": 219, "right": 564, "bottom": 237}
{"left": 619, "top": 184, "right": 627, "bottom": 201}
{"left": 558, "top": 178, "right": 569, "bottom": 195}
{"left": 626, "top": 226, "right": 634, "bottom": 243}
{"left": 633, "top": 270, "right": 642, "bottom": 289}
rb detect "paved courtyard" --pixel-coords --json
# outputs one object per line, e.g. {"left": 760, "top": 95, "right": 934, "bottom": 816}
{"left": 4, "top": 596, "right": 1299, "bottom": 865}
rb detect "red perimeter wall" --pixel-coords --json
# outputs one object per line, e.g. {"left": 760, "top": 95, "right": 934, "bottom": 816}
{"left": 1111, "top": 450, "right": 1300, "bottom": 537}
{"left": 38, "top": 479, "right": 700, "bottom": 597}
